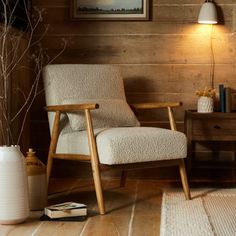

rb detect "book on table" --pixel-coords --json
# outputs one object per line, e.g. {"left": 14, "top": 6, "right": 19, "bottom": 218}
{"left": 219, "top": 84, "right": 225, "bottom": 112}
{"left": 225, "top": 87, "right": 231, "bottom": 113}
{"left": 44, "top": 202, "right": 87, "bottom": 219}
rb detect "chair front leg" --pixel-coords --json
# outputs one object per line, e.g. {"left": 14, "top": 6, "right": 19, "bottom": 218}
{"left": 179, "top": 159, "right": 191, "bottom": 200}
{"left": 47, "top": 111, "right": 61, "bottom": 187}
{"left": 85, "top": 109, "right": 105, "bottom": 215}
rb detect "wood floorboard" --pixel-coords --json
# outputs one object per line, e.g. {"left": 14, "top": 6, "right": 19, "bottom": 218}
{"left": 0, "top": 178, "right": 173, "bottom": 236}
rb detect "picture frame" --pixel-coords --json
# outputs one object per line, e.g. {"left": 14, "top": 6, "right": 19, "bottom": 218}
{"left": 70, "top": 0, "right": 149, "bottom": 21}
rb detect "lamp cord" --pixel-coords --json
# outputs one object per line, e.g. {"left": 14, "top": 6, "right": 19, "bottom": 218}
{"left": 210, "top": 24, "right": 215, "bottom": 89}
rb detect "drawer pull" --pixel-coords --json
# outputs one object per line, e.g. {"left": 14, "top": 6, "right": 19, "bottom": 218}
{"left": 214, "top": 125, "right": 221, "bottom": 129}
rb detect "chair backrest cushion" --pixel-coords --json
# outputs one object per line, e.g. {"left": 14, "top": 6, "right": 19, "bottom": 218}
{"left": 43, "top": 64, "right": 140, "bottom": 131}
{"left": 62, "top": 98, "right": 140, "bottom": 131}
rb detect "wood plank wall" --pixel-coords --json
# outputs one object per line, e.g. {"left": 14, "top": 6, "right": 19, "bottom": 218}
{"left": 31, "top": 0, "right": 236, "bottom": 179}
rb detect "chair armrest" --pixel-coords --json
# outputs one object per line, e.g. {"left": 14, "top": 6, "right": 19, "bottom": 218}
{"left": 130, "top": 102, "right": 182, "bottom": 110}
{"left": 130, "top": 102, "right": 182, "bottom": 131}
{"left": 45, "top": 103, "right": 99, "bottom": 162}
{"left": 45, "top": 103, "right": 99, "bottom": 112}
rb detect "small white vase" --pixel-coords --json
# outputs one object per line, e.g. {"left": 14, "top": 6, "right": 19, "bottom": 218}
{"left": 0, "top": 146, "right": 29, "bottom": 224}
{"left": 197, "top": 96, "right": 214, "bottom": 113}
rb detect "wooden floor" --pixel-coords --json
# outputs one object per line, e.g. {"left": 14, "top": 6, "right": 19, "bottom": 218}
{"left": 0, "top": 178, "right": 175, "bottom": 236}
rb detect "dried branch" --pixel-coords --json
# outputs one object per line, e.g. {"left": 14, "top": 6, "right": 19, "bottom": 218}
{"left": 0, "top": 0, "right": 67, "bottom": 145}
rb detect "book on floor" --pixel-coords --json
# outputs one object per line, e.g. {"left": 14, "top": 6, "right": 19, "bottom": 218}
{"left": 40, "top": 214, "right": 87, "bottom": 222}
{"left": 44, "top": 202, "right": 87, "bottom": 219}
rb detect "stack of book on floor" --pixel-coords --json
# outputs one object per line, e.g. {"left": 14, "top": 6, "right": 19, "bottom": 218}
{"left": 219, "top": 84, "right": 231, "bottom": 112}
{"left": 40, "top": 202, "right": 87, "bottom": 221}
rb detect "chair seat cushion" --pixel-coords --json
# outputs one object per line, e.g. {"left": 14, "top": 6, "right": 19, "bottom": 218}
{"left": 56, "top": 127, "right": 187, "bottom": 165}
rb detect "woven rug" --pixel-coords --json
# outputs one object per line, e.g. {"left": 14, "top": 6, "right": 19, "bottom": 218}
{"left": 160, "top": 189, "right": 236, "bottom": 236}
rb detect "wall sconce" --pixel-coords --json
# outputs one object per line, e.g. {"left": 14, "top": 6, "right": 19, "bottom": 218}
{"left": 198, "top": 0, "right": 218, "bottom": 25}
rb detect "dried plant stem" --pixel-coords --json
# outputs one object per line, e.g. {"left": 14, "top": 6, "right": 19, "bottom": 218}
{"left": 0, "top": 1, "right": 67, "bottom": 146}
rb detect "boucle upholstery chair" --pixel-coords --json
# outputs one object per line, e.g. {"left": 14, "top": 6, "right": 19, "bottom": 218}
{"left": 43, "top": 64, "right": 191, "bottom": 215}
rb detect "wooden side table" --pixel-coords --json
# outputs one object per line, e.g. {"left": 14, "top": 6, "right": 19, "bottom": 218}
{"left": 185, "top": 110, "right": 236, "bottom": 181}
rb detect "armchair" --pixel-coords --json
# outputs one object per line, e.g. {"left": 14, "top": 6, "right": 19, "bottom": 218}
{"left": 43, "top": 64, "right": 191, "bottom": 215}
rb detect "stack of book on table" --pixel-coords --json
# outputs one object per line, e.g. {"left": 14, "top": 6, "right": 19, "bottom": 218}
{"left": 219, "top": 84, "right": 231, "bottom": 112}
{"left": 40, "top": 202, "right": 87, "bottom": 221}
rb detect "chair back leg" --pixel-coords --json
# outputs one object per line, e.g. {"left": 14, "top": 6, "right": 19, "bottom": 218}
{"left": 179, "top": 159, "right": 191, "bottom": 200}
{"left": 46, "top": 153, "right": 54, "bottom": 186}
{"left": 167, "top": 108, "right": 191, "bottom": 200}
{"left": 120, "top": 171, "right": 127, "bottom": 187}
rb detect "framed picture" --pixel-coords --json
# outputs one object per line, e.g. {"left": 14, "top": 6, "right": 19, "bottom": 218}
{"left": 70, "top": 0, "right": 149, "bottom": 21}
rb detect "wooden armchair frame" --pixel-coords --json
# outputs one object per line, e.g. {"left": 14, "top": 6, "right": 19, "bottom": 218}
{"left": 45, "top": 102, "right": 191, "bottom": 215}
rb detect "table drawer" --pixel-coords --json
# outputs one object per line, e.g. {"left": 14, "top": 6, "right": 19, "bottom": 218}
{"left": 192, "top": 119, "right": 236, "bottom": 139}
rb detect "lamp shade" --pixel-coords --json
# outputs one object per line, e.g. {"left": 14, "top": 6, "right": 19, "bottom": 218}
{"left": 198, "top": 2, "right": 218, "bottom": 24}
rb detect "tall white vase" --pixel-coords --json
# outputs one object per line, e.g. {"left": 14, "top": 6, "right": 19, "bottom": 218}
{"left": 0, "top": 146, "right": 29, "bottom": 224}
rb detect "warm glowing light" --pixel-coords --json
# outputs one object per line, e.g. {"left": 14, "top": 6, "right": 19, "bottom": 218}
{"left": 198, "top": 20, "right": 217, "bottom": 24}
{"left": 184, "top": 24, "right": 214, "bottom": 35}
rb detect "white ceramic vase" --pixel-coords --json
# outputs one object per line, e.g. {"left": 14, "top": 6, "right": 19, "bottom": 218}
{"left": 197, "top": 96, "right": 214, "bottom": 113}
{"left": 0, "top": 146, "right": 29, "bottom": 224}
